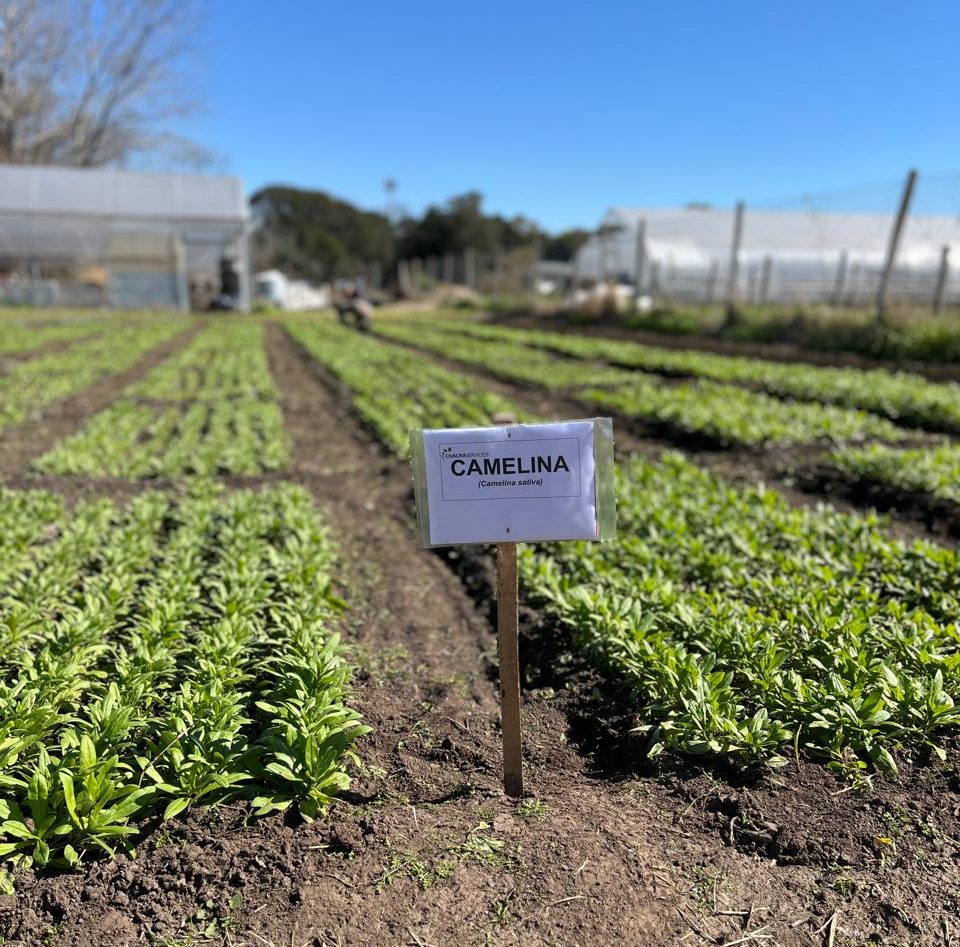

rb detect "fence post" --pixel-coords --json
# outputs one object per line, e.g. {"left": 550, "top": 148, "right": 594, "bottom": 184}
{"left": 934, "top": 245, "right": 950, "bottom": 315}
{"left": 831, "top": 251, "right": 848, "bottom": 306}
{"left": 443, "top": 252, "right": 454, "bottom": 284}
{"left": 650, "top": 260, "right": 661, "bottom": 298}
{"left": 464, "top": 249, "right": 477, "bottom": 289}
{"left": 726, "top": 201, "right": 745, "bottom": 315}
{"left": 634, "top": 219, "right": 647, "bottom": 297}
{"left": 876, "top": 168, "right": 918, "bottom": 328}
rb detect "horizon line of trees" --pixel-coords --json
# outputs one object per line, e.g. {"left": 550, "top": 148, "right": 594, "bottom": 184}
{"left": 250, "top": 185, "right": 594, "bottom": 286}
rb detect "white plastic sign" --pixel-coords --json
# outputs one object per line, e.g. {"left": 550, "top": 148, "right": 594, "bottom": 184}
{"left": 411, "top": 418, "right": 616, "bottom": 547}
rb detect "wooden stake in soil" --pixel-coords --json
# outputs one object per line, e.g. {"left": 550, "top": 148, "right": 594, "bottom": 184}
{"left": 496, "top": 540, "right": 523, "bottom": 797}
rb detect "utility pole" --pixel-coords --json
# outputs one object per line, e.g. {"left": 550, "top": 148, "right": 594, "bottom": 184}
{"left": 726, "top": 201, "right": 745, "bottom": 316}
{"left": 634, "top": 219, "right": 647, "bottom": 297}
{"left": 832, "top": 251, "right": 848, "bottom": 306}
{"left": 934, "top": 245, "right": 950, "bottom": 315}
{"left": 876, "top": 168, "right": 918, "bottom": 328}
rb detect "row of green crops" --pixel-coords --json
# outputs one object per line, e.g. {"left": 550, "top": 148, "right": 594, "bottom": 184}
{"left": 521, "top": 453, "right": 960, "bottom": 775}
{"left": 285, "top": 318, "right": 520, "bottom": 454}
{"left": 33, "top": 322, "right": 290, "bottom": 478}
{"left": 0, "top": 319, "right": 106, "bottom": 356}
{"left": 440, "top": 321, "right": 960, "bottom": 434}
{"left": 34, "top": 398, "right": 288, "bottom": 477}
{"left": 0, "top": 482, "right": 366, "bottom": 870}
{"left": 296, "top": 319, "right": 960, "bottom": 775}
{"left": 0, "top": 320, "right": 185, "bottom": 429}
{"left": 828, "top": 442, "right": 960, "bottom": 505}
{"left": 128, "top": 319, "right": 278, "bottom": 401}
{"left": 376, "top": 322, "right": 907, "bottom": 447}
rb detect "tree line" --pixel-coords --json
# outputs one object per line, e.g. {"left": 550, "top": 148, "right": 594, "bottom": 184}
{"left": 250, "top": 186, "right": 593, "bottom": 285}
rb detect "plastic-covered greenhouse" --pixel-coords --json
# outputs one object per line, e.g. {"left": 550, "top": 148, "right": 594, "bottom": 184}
{"left": 576, "top": 205, "right": 960, "bottom": 306}
{"left": 0, "top": 164, "right": 250, "bottom": 310}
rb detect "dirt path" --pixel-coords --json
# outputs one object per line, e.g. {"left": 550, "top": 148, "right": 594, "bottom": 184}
{"left": 3, "top": 321, "right": 958, "bottom": 947}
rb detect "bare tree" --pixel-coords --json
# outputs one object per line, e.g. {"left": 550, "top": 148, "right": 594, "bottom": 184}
{"left": 0, "top": 0, "right": 207, "bottom": 167}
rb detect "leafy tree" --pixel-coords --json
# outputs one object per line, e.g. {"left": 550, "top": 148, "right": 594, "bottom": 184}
{"left": 250, "top": 186, "right": 394, "bottom": 283}
{"left": 542, "top": 228, "right": 592, "bottom": 262}
{"left": 396, "top": 191, "right": 542, "bottom": 260}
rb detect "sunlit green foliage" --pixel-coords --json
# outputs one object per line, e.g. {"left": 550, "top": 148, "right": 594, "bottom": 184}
{"left": 522, "top": 453, "right": 960, "bottom": 774}
{"left": 829, "top": 442, "right": 960, "bottom": 504}
{"left": 286, "top": 318, "right": 520, "bottom": 453}
{"left": 377, "top": 322, "right": 906, "bottom": 446}
{"left": 0, "top": 320, "right": 184, "bottom": 429}
{"left": 443, "top": 321, "right": 960, "bottom": 434}
{"left": 0, "top": 484, "right": 366, "bottom": 869}
{"left": 33, "top": 322, "right": 290, "bottom": 477}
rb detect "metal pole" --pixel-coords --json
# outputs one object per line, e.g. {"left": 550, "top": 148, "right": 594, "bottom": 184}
{"left": 831, "top": 251, "right": 848, "bottom": 306}
{"left": 876, "top": 168, "right": 918, "bottom": 328}
{"left": 934, "top": 245, "right": 950, "bottom": 315}
{"left": 726, "top": 201, "right": 745, "bottom": 314}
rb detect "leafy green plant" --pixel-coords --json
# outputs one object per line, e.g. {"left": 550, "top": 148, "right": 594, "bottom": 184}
{"left": 0, "top": 483, "right": 366, "bottom": 869}
{"left": 33, "top": 322, "right": 290, "bottom": 477}
{"left": 376, "top": 322, "right": 906, "bottom": 446}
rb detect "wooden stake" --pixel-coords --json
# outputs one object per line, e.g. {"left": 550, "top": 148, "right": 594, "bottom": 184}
{"left": 496, "top": 541, "right": 523, "bottom": 797}
{"left": 934, "top": 244, "right": 950, "bottom": 315}
{"left": 876, "top": 168, "right": 918, "bottom": 328}
{"left": 726, "top": 200, "right": 745, "bottom": 315}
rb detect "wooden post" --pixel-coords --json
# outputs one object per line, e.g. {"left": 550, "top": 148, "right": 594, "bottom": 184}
{"left": 876, "top": 168, "right": 918, "bottom": 328}
{"left": 464, "top": 248, "right": 477, "bottom": 289}
{"left": 443, "top": 252, "right": 455, "bottom": 284}
{"left": 496, "top": 541, "right": 523, "bottom": 797}
{"left": 491, "top": 411, "right": 522, "bottom": 797}
{"left": 832, "top": 251, "right": 848, "bottom": 306}
{"left": 649, "top": 260, "right": 661, "bottom": 298}
{"left": 759, "top": 255, "right": 773, "bottom": 305}
{"left": 934, "top": 245, "right": 950, "bottom": 315}
{"left": 634, "top": 219, "right": 647, "bottom": 296}
{"left": 726, "top": 201, "right": 745, "bottom": 315}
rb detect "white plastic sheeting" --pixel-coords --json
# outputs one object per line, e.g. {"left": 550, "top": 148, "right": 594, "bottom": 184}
{"left": 576, "top": 206, "right": 960, "bottom": 304}
{"left": 0, "top": 164, "right": 250, "bottom": 310}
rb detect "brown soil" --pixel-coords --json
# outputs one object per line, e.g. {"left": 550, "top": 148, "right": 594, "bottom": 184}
{"left": 1, "top": 321, "right": 958, "bottom": 947}
{"left": 491, "top": 311, "right": 960, "bottom": 382}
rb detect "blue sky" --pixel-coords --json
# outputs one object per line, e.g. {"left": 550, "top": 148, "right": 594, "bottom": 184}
{"left": 188, "top": 0, "right": 959, "bottom": 232}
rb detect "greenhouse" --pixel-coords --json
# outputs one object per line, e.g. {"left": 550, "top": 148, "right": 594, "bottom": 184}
{"left": 576, "top": 204, "right": 960, "bottom": 305}
{"left": 0, "top": 164, "right": 250, "bottom": 310}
